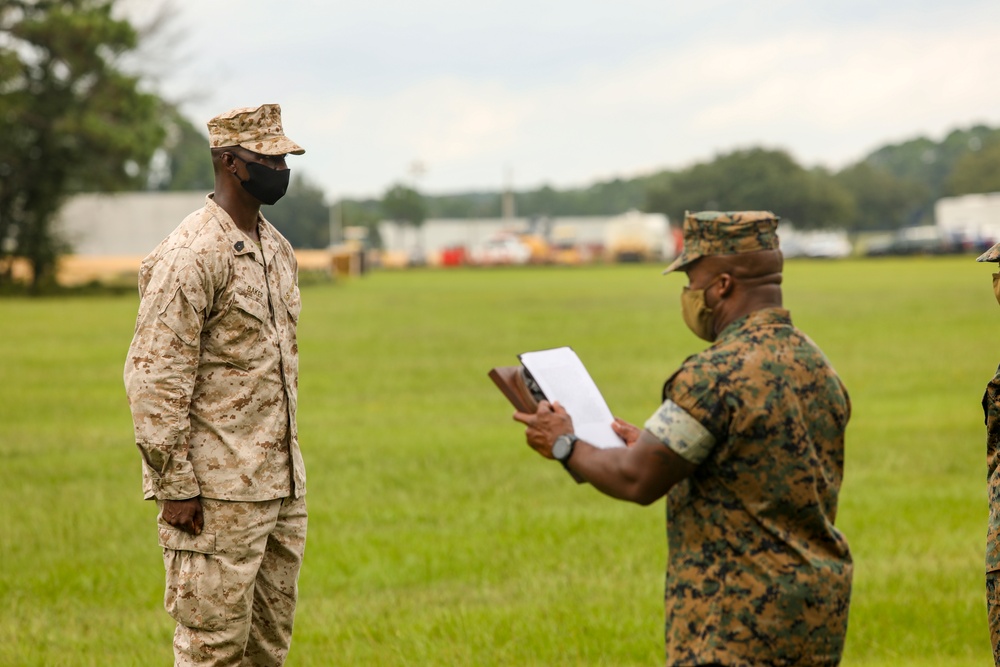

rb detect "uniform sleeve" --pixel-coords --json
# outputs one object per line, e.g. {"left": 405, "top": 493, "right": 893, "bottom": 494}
{"left": 648, "top": 358, "right": 728, "bottom": 464}
{"left": 644, "top": 399, "right": 716, "bottom": 464}
{"left": 124, "top": 249, "right": 211, "bottom": 500}
{"left": 985, "top": 365, "right": 1000, "bottom": 478}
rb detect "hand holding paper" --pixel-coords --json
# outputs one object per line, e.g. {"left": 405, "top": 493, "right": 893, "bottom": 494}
{"left": 491, "top": 346, "right": 625, "bottom": 449}
{"left": 518, "top": 347, "right": 625, "bottom": 449}
{"left": 515, "top": 399, "right": 573, "bottom": 457}
{"left": 611, "top": 417, "right": 641, "bottom": 446}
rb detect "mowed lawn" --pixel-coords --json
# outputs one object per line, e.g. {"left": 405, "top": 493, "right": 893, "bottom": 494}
{"left": 0, "top": 257, "right": 994, "bottom": 666}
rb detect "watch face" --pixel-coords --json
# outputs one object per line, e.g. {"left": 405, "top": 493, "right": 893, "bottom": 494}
{"left": 553, "top": 435, "right": 573, "bottom": 462}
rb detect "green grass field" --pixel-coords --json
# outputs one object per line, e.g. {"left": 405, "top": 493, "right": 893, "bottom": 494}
{"left": 0, "top": 257, "right": 995, "bottom": 666}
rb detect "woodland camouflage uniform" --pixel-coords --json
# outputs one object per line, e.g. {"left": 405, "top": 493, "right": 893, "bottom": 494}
{"left": 976, "top": 239, "right": 1000, "bottom": 666}
{"left": 983, "top": 362, "right": 1000, "bottom": 666}
{"left": 645, "top": 211, "right": 853, "bottom": 666}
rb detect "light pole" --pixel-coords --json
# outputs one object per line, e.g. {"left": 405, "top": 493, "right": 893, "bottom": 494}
{"left": 328, "top": 195, "right": 343, "bottom": 248}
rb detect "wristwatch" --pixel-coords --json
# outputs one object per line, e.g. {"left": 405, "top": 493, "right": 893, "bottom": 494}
{"left": 552, "top": 434, "right": 578, "bottom": 465}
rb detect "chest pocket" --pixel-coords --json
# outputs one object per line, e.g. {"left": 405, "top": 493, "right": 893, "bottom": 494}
{"left": 233, "top": 290, "right": 269, "bottom": 323}
{"left": 202, "top": 291, "right": 271, "bottom": 369}
{"left": 228, "top": 292, "right": 270, "bottom": 347}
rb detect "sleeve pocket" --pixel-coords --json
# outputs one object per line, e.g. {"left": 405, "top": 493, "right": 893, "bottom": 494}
{"left": 284, "top": 286, "right": 302, "bottom": 324}
{"left": 157, "top": 285, "right": 204, "bottom": 347}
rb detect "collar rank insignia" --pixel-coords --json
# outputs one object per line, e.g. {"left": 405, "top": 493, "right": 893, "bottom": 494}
{"left": 234, "top": 241, "right": 245, "bottom": 252}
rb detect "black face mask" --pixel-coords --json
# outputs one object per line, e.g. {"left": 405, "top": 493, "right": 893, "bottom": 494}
{"left": 237, "top": 159, "right": 291, "bottom": 205}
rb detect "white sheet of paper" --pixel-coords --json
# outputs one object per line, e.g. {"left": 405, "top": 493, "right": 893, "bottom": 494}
{"left": 519, "top": 347, "right": 624, "bottom": 449}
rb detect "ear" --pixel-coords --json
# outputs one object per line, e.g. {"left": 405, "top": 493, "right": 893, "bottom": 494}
{"left": 223, "top": 152, "right": 241, "bottom": 175}
{"left": 716, "top": 272, "right": 734, "bottom": 298}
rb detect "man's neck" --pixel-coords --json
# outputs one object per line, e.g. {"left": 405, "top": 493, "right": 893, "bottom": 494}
{"left": 713, "top": 288, "right": 783, "bottom": 336}
{"left": 213, "top": 191, "right": 261, "bottom": 239}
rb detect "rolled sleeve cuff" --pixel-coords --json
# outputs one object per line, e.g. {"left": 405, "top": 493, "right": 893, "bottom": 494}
{"left": 644, "top": 399, "right": 716, "bottom": 464}
{"left": 143, "top": 461, "right": 200, "bottom": 500}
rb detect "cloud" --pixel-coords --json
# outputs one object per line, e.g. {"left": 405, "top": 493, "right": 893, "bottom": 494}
{"left": 149, "top": 0, "right": 1000, "bottom": 197}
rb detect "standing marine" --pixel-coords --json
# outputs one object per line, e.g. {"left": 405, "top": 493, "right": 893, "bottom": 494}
{"left": 516, "top": 211, "right": 853, "bottom": 666}
{"left": 125, "top": 103, "right": 308, "bottom": 666}
{"left": 978, "top": 240, "right": 1000, "bottom": 665}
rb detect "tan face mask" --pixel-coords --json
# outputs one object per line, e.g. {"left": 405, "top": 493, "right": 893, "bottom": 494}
{"left": 680, "top": 276, "right": 722, "bottom": 342}
{"left": 993, "top": 273, "right": 1000, "bottom": 306}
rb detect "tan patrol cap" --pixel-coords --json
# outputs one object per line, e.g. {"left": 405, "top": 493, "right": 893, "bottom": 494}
{"left": 206, "top": 103, "right": 304, "bottom": 156}
{"left": 663, "top": 210, "right": 781, "bottom": 274}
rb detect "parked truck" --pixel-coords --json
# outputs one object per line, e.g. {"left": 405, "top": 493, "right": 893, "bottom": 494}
{"left": 604, "top": 210, "right": 674, "bottom": 263}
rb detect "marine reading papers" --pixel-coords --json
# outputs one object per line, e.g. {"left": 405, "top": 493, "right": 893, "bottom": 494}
{"left": 491, "top": 346, "right": 625, "bottom": 449}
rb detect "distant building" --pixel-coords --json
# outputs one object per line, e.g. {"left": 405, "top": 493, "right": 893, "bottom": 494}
{"left": 935, "top": 192, "right": 1000, "bottom": 243}
{"left": 56, "top": 191, "right": 206, "bottom": 256}
{"left": 50, "top": 191, "right": 333, "bottom": 286}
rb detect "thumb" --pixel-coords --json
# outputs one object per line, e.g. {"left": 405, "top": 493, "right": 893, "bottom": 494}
{"left": 193, "top": 505, "right": 204, "bottom": 535}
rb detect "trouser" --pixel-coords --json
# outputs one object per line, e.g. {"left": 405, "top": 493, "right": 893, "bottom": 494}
{"left": 156, "top": 495, "right": 308, "bottom": 667}
{"left": 989, "top": 570, "right": 1000, "bottom": 666}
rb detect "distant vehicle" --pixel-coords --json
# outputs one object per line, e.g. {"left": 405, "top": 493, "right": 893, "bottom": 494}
{"left": 440, "top": 245, "right": 467, "bottom": 267}
{"left": 863, "top": 226, "right": 959, "bottom": 256}
{"left": 604, "top": 210, "right": 673, "bottom": 263}
{"left": 548, "top": 223, "right": 584, "bottom": 265}
{"left": 780, "top": 228, "right": 853, "bottom": 259}
{"left": 469, "top": 233, "right": 532, "bottom": 266}
{"left": 517, "top": 233, "right": 551, "bottom": 264}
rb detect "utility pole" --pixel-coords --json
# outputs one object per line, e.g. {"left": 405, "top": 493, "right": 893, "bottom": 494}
{"left": 502, "top": 166, "right": 516, "bottom": 220}
{"left": 328, "top": 196, "right": 343, "bottom": 248}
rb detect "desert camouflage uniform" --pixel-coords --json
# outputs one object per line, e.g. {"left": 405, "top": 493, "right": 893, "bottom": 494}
{"left": 158, "top": 496, "right": 306, "bottom": 666}
{"left": 983, "top": 364, "right": 1000, "bottom": 664}
{"left": 125, "top": 194, "right": 306, "bottom": 666}
{"left": 644, "top": 307, "right": 852, "bottom": 666}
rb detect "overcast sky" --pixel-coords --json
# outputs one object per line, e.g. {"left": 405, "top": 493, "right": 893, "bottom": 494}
{"left": 125, "top": 0, "right": 1000, "bottom": 200}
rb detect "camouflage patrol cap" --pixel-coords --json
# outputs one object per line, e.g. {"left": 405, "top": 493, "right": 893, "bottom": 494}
{"left": 977, "top": 241, "right": 1000, "bottom": 262}
{"left": 206, "top": 103, "right": 305, "bottom": 156}
{"left": 662, "top": 210, "right": 781, "bottom": 274}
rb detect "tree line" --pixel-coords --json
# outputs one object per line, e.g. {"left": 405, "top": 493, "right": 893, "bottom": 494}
{"left": 159, "top": 120, "right": 1000, "bottom": 251}
{"left": 4, "top": 0, "right": 1000, "bottom": 291}
{"left": 420, "top": 126, "right": 1000, "bottom": 231}
{"left": 264, "top": 126, "right": 1000, "bottom": 251}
